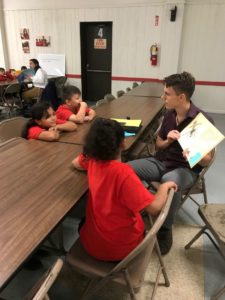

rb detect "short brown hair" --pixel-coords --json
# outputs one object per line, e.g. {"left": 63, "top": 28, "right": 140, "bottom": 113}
{"left": 163, "top": 71, "right": 195, "bottom": 100}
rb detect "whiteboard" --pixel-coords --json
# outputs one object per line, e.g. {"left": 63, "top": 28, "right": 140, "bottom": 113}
{"left": 37, "top": 54, "right": 65, "bottom": 76}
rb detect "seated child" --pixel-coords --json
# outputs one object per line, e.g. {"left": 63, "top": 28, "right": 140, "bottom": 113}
{"left": 22, "top": 102, "right": 77, "bottom": 141}
{"left": 0, "top": 68, "right": 7, "bottom": 81}
{"left": 72, "top": 117, "right": 177, "bottom": 261}
{"left": 6, "top": 69, "right": 17, "bottom": 80}
{"left": 56, "top": 85, "right": 96, "bottom": 123}
{"left": 0, "top": 67, "right": 16, "bottom": 81}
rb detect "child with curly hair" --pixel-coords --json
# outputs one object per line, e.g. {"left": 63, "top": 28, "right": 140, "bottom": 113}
{"left": 72, "top": 117, "right": 176, "bottom": 261}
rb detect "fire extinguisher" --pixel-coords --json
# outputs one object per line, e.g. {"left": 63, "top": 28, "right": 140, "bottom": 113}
{"left": 150, "top": 44, "right": 158, "bottom": 66}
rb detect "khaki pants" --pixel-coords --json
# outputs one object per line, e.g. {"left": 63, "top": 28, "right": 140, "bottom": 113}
{"left": 22, "top": 87, "right": 43, "bottom": 103}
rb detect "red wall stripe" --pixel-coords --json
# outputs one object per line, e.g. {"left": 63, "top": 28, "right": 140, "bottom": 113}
{"left": 65, "top": 74, "right": 225, "bottom": 87}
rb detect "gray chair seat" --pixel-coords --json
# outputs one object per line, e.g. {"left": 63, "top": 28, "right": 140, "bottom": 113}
{"left": 185, "top": 204, "right": 225, "bottom": 300}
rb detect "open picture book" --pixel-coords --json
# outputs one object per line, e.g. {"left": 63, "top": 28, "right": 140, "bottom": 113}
{"left": 178, "top": 112, "right": 224, "bottom": 168}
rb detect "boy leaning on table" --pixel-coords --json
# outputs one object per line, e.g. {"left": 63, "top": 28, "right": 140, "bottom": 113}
{"left": 56, "top": 85, "right": 96, "bottom": 124}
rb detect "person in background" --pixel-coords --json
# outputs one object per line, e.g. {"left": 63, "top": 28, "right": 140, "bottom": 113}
{"left": 0, "top": 67, "right": 15, "bottom": 81}
{"left": 6, "top": 69, "right": 17, "bottom": 80}
{"left": 17, "top": 66, "right": 34, "bottom": 84}
{"left": 22, "top": 102, "right": 77, "bottom": 141}
{"left": 72, "top": 117, "right": 177, "bottom": 261}
{"left": 56, "top": 85, "right": 96, "bottom": 123}
{"left": 128, "top": 71, "right": 214, "bottom": 255}
{"left": 22, "top": 58, "right": 48, "bottom": 103}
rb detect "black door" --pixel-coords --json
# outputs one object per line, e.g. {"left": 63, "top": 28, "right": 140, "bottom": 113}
{"left": 80, "top": 22, "right": 112, "bottom": 102}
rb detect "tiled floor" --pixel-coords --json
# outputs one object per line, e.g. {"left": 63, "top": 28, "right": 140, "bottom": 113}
{"left": 0, "top": 113, "right": 224, "bottom": 300}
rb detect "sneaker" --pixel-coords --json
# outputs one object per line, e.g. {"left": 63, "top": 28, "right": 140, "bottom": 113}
{"left": 157, "top": 227, "right": 173, "bottom": 255}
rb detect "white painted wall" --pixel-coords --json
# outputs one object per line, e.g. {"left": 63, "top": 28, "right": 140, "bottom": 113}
{"left": 1, "top": 0, "right": 225, "bottom": 112}
{"left": 179, "top": 1, "right": 225, "bottom": 113}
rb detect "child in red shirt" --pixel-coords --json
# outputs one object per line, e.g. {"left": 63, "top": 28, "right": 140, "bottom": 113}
{"left": 22, "top": 102, "right": 77, "bottom": 141}
{"left": 56, "top": 85, "right": 96, "bottom": 123}
{"left": 72, "top": 118, "right": 177, "bottom": 261}
{"left": 0, "top": 67, "right": 8, "bottom": 81}
{"left": 0, "top": 67, "right": 16, "bottom": 81}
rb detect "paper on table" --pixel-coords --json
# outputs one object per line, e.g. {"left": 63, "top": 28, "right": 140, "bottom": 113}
{"left": 178, "top": 113, "right": 224, "bottom": 168}
{"left": 111, "top": 118, "right": 142, "bottom": 127}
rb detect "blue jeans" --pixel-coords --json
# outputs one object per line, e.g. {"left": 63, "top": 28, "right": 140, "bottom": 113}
{"left": 128, "top": 157, "right": 198, "bottom": 229}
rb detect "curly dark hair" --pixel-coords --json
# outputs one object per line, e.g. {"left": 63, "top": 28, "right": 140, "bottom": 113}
{"left": 62, "top": 85, "right": 81, "bottom": 102}
{"left": 163, "top": 71, "right": 195, "bottom": 100}
{"left": 83, "top": 117, "right": 124, "bottom": 160}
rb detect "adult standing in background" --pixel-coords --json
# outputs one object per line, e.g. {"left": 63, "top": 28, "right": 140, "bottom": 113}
{"left": 22, "top": 58, "right": 48, "bottom": 103}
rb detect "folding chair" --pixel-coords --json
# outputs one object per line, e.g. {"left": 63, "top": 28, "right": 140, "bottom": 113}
{"left": 179, "top": 148, "right": 216, "bottom": 208}
{"left": 54, "top": 76, "right": 67, "bottom": 100}
{"left": 2, "top": 83, "right": 22, "bottom": 116}
{"left": 117, "top": 90, "right": 125, "bottom": 98}
{"left": 132, "top": 82, "right": 139, "bottom": 88}
{"left": 185, "top": 204, "right": 225, "bottom": 300}
{"left": 140, "top": 146, "right": 215, "bottom": 211}
{"left": 24, "top": 258, "right": 63, "bottom": 300}
{"left": 104, "top": 94, "right": 115, "bottom": 102}
{"left": 96, "top": 99, "right": 108, "bottom": 107}
{"left": 66, "top": 189, "right": 174, "bottom": 300}
{"left": 127, "top": 115, "right": 164, "bottom": 160}
{"left": 0, "top": 117, "right": 27, "bottom": 143}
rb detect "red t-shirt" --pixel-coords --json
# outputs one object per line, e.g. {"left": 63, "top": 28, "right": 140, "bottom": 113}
{"left": 0, "top": 75, "right": 7, "bottom": 81}
{"left": 78, "top": 154, "right": 154, "bottom": 261}
{"left": 56, "top": 104, "right": 90, "bottom": 121}
{"left": 27, "top": 118, "right": 66, "bottom": 140}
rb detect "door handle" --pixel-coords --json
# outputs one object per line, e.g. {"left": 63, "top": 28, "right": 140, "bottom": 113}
{"left": 87, "top": 69, "right": 111, "bottom": 73}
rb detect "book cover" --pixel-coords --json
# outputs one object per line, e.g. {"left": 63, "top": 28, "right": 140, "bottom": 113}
{"left": 178, "top": 113, "right": 224, "bottom": 168}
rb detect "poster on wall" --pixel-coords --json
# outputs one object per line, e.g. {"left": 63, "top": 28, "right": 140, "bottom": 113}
{"left": 20, "top": 28, "right": 30, "bottom": 40}
{"left": 36, "top": 36, "right": 51, "bottom": 47}
{"left": 22, "top": 41, "right": 30, "bottom": 53}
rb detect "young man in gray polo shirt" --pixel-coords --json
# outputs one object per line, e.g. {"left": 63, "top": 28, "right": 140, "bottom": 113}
{"left": 128, "top": 71, "right": 214, "bottom": 255}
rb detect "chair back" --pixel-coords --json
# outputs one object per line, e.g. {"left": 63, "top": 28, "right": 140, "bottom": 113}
{"left": 54, "top": 76, "right": 67, "bottom": 99}
{"left": 180, "top": 148, "right": 216, "bottom": 207}
{"left": 117, "top": 90, "right": 125, "bottom": 98}
{"left": 104, "top": 94, "right": 115, "bottom": 102}
{"left": 24, "top": 258, "right": 63, "bottom": 300}
{"left": 96, "top": 99, "right": 108, "bottom": 107}
{"left": 3, "top": 83, "right": 22, "bottom": 115}
{"left": 0, "top": 117, "right": 27, "bottom": 143}
{"left": 3, "top": 83, "right": 21, "bottom": 95}
{"left": 198, "top": 147, "right": 216, "bottom": 178}
{"left": 41, "top": 81, "right": 59, "bottom": 110}
{"left": 132, "top": 82, "right": 139, "bottom": 88}
{"left": 109, "top": 189, "right": 174, "bottom": 282}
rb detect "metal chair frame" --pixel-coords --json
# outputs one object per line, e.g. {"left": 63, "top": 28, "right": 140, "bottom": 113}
{"left": 185, "top": 204, "right": 225, "bottom": 300}
{"left": 179, "top": 148, "right": 216, "bottom": 209}
{"left": 2, "top": 83, "right": 22, "bottom": 116}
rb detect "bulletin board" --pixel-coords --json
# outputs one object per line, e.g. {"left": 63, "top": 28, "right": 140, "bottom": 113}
{"left": 37, "top": 54, "right": 65, "bottom": 76}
